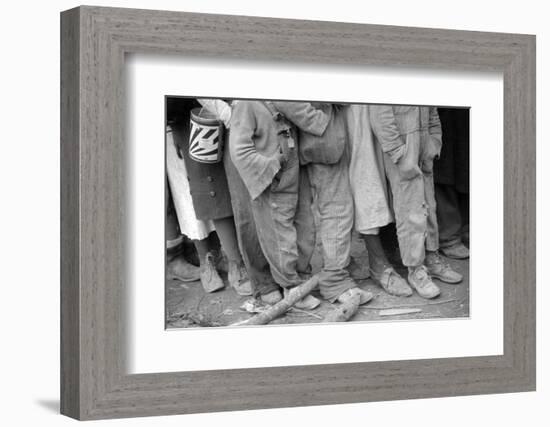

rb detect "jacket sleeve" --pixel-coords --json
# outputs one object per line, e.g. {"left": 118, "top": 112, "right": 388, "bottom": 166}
{"left": 197, "top": 99, "right": 232, "bottom": 128}
{"left": 229, "top": 102, "right": 281, "bottom": 200}
{"left": 272, "top": 101, "right": 330, "bottom": 136}
{"left": 428, "top": 107, "right": 443, "bottom": 157}
{"left": 368, "top": 105, "right": 406, "bottom": 163}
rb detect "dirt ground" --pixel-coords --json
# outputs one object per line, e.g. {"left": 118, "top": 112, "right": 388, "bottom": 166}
{"left": 166, "top": 232, "right": 469, "bottom": 329}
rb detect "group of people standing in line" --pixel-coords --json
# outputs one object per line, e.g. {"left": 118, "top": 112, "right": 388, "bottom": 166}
{"left": 166, "top": 97, "right": 470, "bottom": 311}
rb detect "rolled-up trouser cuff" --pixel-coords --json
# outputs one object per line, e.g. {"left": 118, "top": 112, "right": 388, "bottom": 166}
{"left": 318, "top": 271, "right": 356, "bottom": 302}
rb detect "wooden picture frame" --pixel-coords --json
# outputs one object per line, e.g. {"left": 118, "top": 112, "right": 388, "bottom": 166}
{"left": 60, "top": 5, "right": 536, "bottom": 420}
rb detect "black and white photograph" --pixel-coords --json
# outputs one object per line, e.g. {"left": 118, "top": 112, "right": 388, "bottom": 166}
{"left": 165, "top": 97, "right": 470, "bottom": 328}
{"left": 2, "top": 0, "right": 542, "bottom": 423}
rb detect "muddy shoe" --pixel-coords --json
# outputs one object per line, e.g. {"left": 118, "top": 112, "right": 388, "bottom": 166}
{"left": 200, "top": 252, "right": 225, "bottom": 293}
{"left": 370, "top": 267, "right": 412, "bottom": 297}
{"left": 260, "top": 289, "right": 283, "bottom": 305}
{"left": 425, "top": 252, "right": 463, "bottom": 284}
{"left": 407, "top": 265, "right": 440, "bottom": 299}
{"left": 167, "top": 257, "right": 201, "bottom": 282}
{"left": 228, "top": 260, "right": 253, "bottom": 296}
{"left": 295, "top": 294, "right": 321, "bottom": 310}
{"left": 440, "top": 243, "right": 469, "bottom": 260}
{"left": 337, "top": 287, "right": 373, "bottom": 305}
{"left": 346, "top": 257, "right": 370, "bottom": 280}
{"left": 284, "top": 288, "right": 321, "bottom": 310}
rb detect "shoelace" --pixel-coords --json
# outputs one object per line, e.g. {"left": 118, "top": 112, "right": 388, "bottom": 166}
{"left": 385, "top": 268, "right": 400, "bottom": 285}
{"left": 414, "top": 265, "right": 429, "bottom": 280}
{"left": 430, "top": 254, "right": 451, "bottom": 270}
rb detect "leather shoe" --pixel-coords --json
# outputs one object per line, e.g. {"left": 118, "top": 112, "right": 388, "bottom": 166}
{"left": 167, "top": 257, "right": 200, "bottom": 282}
{"left": 425, "top": 252, "right": 463, "bottom": 284}
{"left": 284, "top": 288, "right": 321, "bottom": 310}
{"left": 370, "top": 267, "right": 413, "bottom": 297}
{"left": 440, "top": 243, "right": 469, "bottom": 260}
{"left": 407, "top": 265, "right": 440, "bottom": 299}
{"left": 337, "top": 287, "right": 373, "bottom": 305}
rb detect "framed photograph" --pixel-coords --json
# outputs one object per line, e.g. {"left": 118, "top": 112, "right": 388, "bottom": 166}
{"left": 60, "top": 6, "right": 536, "bottom": 420}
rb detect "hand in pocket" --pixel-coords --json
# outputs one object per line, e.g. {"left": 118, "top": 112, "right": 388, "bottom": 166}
{"left": 420, "top": 136, "right": 440, "bottom": 173}
{"left": 420, "top": 157, "right": 434, "bottom": 173}
{"left": 396, "top": 141, "right": 421, "bottom": 180}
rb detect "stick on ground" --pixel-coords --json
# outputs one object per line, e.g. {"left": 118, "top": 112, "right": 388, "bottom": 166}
{"left": 323, "top": 292, "right": 361, "bottom": 323}
{"left": 358, "top": 298, "right": 460, "bottom": 311}
{"left": 231, "top": 275, "right": 320, "bottom": 326}
{"left": 378, "top": 308, "right": 422, "bottom": 316}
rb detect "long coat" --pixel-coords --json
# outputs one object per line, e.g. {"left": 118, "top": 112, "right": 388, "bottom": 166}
{"left": 344, "top": 104, "right": 394, "bottom": 234}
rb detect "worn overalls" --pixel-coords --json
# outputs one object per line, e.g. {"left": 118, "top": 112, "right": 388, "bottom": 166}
{"left": 229, "top": 101, "right": 314, "bottom": 290}
{"left": 370, "top": 105, "right": 443, "bottom": 267}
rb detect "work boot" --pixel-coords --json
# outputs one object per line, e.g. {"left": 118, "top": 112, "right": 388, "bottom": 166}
{"left": 284, "top": 288, "right": 321, "bottom": 310}
{"left": 228, "top": 260, "right": 253, "bottom": 296}
{"left": 407, "top": 265, "right": 440, "bottom": 299}
{"left": 200, "top": 252, "right": 225, "bottom": 293}
{"left": 370, "top": 267, "right": 413, "bottom": 297}
{"left": 260, "top": 289, "right": 283, "bottom": 305}
{"left": 346, "top": 257, "right": 370, "bottom": 280}
{"left": 425, "top": 252, "right": 463, "bottom": 284}
{"left": 337, "top": 287, "right": 373, "bottom": 305}
{"left": 166, "top": 256, "right": 201, "bottom": 282}
{"left": 440, "top": 242, "right": 469, "bottom": 260}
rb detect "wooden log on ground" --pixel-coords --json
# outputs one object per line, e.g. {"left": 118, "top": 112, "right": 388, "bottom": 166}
{"left": 232, "top": 275, "right": 320, "bottom": 326}
{"left": 323, "top": 291, "right": 361, "bottom": 323}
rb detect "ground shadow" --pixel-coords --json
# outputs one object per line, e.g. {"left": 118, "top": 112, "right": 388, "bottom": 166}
{"left": 35, "top": 399, "right": 59, "bottom": 414}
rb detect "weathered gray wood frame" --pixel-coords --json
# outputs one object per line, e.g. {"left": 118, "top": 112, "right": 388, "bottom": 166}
{"left": 60, "top": 5, "right": 536, "bottom": 420}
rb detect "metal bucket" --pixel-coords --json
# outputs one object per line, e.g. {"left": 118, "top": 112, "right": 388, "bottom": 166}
{"left": 188, "top": 107, "right": 225, "bottom": 164}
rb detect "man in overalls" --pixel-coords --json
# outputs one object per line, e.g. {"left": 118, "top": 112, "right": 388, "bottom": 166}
{"left": 229, "top": 100, "right": 323, "bottom": 309}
